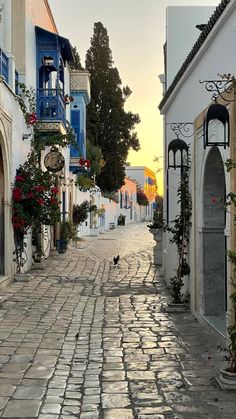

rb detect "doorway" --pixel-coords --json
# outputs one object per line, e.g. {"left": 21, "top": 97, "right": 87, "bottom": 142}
{"left": 203, "top": 147, "right": 226, "bottom": 334}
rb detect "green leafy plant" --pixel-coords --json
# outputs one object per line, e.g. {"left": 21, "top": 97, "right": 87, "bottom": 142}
{"left": 12, "top": 151, "right": 61, "bottom": 272}
{"left": 137, "top": 189, "right": 149, "bottom": 206}
{"left": 147, "top": 209, "right": 164, "bottom": 230}
{"left": 60, "top": 220, "right": 79, "bottom": 242}
{"left": 72, "top": 201, "right": 89, "bottom": 225}
{"left": 167, "top": 157, "right": 192, "bottom": 303}
{"left": 75, "top": 173, "right": 94, "bottom": 191}
{"left": 13, "top": 82, "right": 76, "bottom": 270}
{"left": 118, "top": 214, "right": 126, "bottom": 225}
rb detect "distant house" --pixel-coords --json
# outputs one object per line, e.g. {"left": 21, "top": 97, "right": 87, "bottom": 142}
{"left": 125, "top": 166, "right": 157, "bottom": 221}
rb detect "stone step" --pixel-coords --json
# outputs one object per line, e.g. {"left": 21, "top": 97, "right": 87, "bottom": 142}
{"left": 0, "top": 275, "right": 11, "bottom": 291}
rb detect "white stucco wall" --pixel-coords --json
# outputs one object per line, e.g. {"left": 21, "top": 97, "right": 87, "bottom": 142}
{"left": 161, "top": 0, "right": 236, "bottom": 307}
{"left": 166, "top": 6, "right": 215, "bottom": 88}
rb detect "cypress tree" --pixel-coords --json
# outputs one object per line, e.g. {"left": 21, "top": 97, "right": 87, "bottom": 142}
{"left": 86, "top": 22, "right": 140, "bottom": 192}
{"left": 71, "top": 46, "right": 83, "bottom": 70}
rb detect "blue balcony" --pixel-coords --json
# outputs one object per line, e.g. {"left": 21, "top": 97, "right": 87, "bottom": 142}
{"left": 37, "top": 88, "right": 66, "bottom": 127}
{"left": 0, "top": 49, "right": 8, "bottom": 83}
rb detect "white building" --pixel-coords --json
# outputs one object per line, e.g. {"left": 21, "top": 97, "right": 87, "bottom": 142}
{"left": 159, "top": 0, "right": 236, "bottom": 337}
{"left": 125, "top": 165, "right": 157, "bottom": 221}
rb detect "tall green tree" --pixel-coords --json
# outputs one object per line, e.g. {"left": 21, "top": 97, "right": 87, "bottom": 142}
{"left": 85, "top": 22, "right": 140, "bottom": 192}
{"left": 70, "top": 46, "right": 83, "bottom": 70}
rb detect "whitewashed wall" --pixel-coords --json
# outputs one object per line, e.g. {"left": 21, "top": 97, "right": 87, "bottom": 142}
{"left": 166, "top": 6, "right": 214, "bottom": 88}
{"left": 162, "top": 1, "right": 236, "bottom": 287}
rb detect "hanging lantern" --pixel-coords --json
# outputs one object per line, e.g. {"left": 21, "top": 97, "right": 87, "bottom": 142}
{"left": 168, "top": 138, "right": 188, "bottom": 170}
{"left": 203, "top": 103, "right": 229, "bottom": 148}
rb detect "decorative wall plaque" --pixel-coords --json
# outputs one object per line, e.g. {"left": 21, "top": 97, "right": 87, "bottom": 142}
{"left": 44, "top": 151, "right": 65, "bottom": 172}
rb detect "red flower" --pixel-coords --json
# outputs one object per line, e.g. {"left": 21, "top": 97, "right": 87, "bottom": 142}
{"left": 84, "top": 159, "right": 90, "bottom": 168}
{"left": 211, "top": 196, "right": 217, "bottom": 203}
{"left": 37, "top": 199, "right": 45, "bottom": 206}
{"left": 34, "top": 185, "right": 44, "bottom": 192}
{"left": 28, "top": 112, "right": 37, "bottom": 125}
{"left": 79, "top": 157, "right": 85, "bottom": 166}
{"left": 51, "top": 187, "right": 59, "bottom": 195}
{"left": 50, "top": 197, "right": 57, "bottom": 205}
{"left": 79, "top": 157, "right": 90, "bottom": 168}
{"left": 12, "top": 187, "right": 22, "bottom": 202}
{"left": 15, "top": 175, "right": 25, "bottom": 182}
{"left": 12, "top": 217, "right": 25, "bottom": 229}
{"left": 27, "top": 191, "right": 35, "bottom": 199}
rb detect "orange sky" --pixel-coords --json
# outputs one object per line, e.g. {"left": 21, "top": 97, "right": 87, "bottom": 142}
{"left": 49, "top": 0, "right": 219, "bottom": 196}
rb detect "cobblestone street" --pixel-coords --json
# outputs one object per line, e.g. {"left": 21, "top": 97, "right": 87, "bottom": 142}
{"left": 0, "top": 223, "right": 234, "bottom": 419}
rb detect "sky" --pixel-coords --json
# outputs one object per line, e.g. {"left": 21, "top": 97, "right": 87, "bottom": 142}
{"left": 49, "top": 0, "right": 219, "bottom": 195}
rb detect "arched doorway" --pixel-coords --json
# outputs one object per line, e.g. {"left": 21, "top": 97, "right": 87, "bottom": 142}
{"left": 0, "top": 147, "right": 4, "bottom": 275}
{"left": 203, "top": 147, "right": 226, "bottom": 332}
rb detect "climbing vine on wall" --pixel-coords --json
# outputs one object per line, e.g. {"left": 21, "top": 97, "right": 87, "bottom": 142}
{"left": 167, "top": 156, "right": 192, "bottom": 303}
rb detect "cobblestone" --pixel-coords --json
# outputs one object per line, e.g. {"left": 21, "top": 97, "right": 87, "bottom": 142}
{"left": 0, "top": 223, "right": 233, "bottom": 418}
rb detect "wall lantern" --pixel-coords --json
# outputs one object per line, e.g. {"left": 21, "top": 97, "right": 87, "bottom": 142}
{"left": 203, "top": 103, "right": 229, "bottom": 148}
{"left": 167, "top": 122, "right": 193, "bottom": 170}
{"left": 200, "top": 75, "right": 235, "bottom": 148}
{"left": 42, "top": 56, "right": 54, "bottom": 66}
{"left": 168, "top": 138, "right": 188, "bottom": 170}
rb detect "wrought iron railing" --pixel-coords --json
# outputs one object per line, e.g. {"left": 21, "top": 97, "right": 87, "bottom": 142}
{"left": 0, "top": 49, "right": 8, "bottom": 83}
{"left": 37, "top": 88, "right": 66, "bottom": 125}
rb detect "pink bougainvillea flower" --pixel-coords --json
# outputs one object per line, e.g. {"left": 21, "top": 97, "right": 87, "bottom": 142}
{"left": 50, "top": 197, "right": 57, "bottom": 205}
{"left": 28, "top": 112, "right": 37, "bottom": 125}
{"left": 51, "top": 187, "right": 59, "bottom": 195}
{"left": 34, "top": 185, "right": 44, "bottom": 192}
{"left": 37, "top": 198, "right": 45, "bottom": 206}
{"left": 27, "top": 191, "right": 35, "bottom": 199}
{"left": 84, "top": 159, "right": 91, "bottom": 168}
{"left": 12, "top": 187, "right": 22, "bottom": 202}
{"left": 15, "top": 175, "right": 25, "bottom": 182}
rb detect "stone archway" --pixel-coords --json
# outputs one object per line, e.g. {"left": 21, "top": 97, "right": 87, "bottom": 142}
{"left": 0, "top": 146, "right": 4, "bottom": 275}
{"left": 203, "top": 147, "right": 226, "bottom": 331}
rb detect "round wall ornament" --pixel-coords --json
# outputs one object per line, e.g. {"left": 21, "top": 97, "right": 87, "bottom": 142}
{"left": 44, "top": 151, "right": 65, "bottom": 172}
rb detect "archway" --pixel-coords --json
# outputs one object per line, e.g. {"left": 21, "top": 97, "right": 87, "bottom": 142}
{"left": 0, "top": 146, "right": 4, "bottom": 275}
{"left": 203, "top": 147, "right": 226, "bottom": 333}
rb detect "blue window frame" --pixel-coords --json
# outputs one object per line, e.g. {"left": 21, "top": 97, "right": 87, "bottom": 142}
{"left": 0, "top": 49, "right": 8, "bottom": 83}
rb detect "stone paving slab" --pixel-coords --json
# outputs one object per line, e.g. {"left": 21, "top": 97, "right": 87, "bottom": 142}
{"left": 0, "top": 223, "right": 232, "bottom": 418}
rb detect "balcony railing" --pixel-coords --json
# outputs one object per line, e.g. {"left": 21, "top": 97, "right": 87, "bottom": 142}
{"left": 0, "top": 49, "right": 8, "bottom": 83}
{"left": 37, "top": 88, "right": 66, "bottom": 126}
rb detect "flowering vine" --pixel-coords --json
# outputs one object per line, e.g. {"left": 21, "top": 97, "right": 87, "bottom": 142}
{"left": 12, "top": 152, "right": 61, "bottom": 272}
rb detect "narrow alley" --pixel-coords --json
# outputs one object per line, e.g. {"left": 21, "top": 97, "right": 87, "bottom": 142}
{"left": 0, "top": 224, "right": 233, "bottom": 419}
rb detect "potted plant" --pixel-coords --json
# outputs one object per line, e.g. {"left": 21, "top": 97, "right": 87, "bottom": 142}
{"left": 118, "top": 214, "right": 126, "bottom": 226}
{"left": 147, "top": 209, "right": 164, "bottom": 265}
{"left": 57, "top": 220, "right": 79, "bottom": 253}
